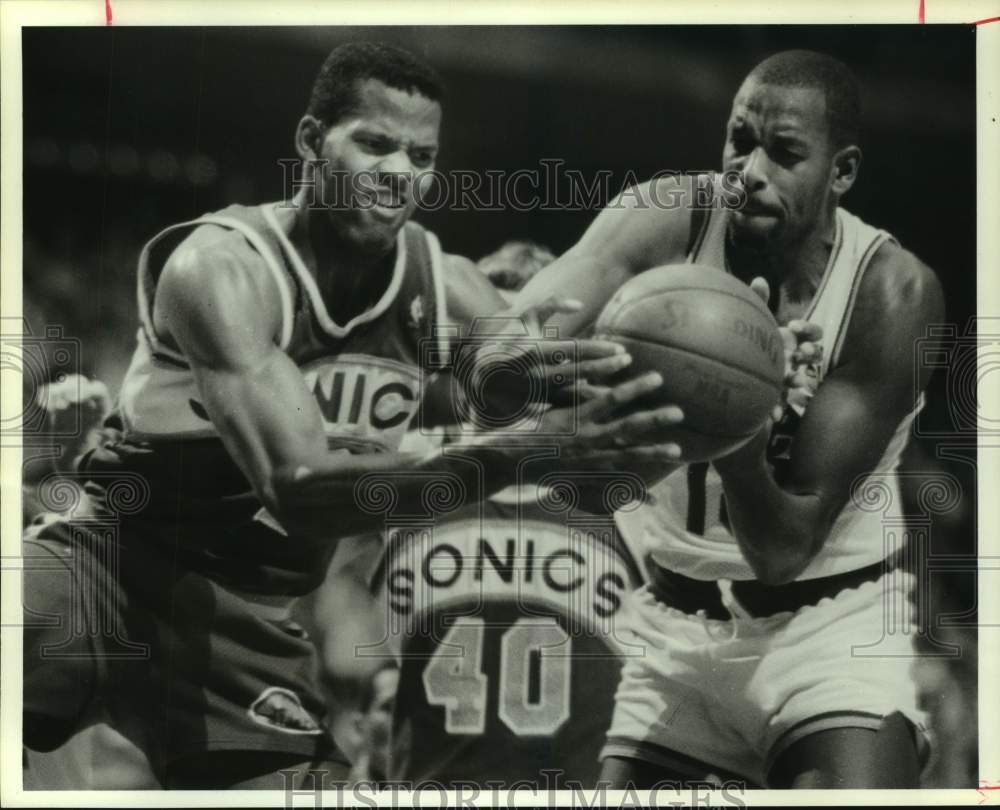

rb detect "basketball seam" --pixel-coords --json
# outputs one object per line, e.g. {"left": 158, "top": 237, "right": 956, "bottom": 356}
{"left": 600, "top": 333, "right": 784, "bottom": 390}
{"left": 610, "top": 285, "right": 776, "bottom": 320}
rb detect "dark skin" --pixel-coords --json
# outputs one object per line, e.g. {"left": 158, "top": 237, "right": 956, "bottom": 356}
{"left": 153, "top": 79, "right": 686, "bottom": 546}
{"left": 512, "top": 78, "right": 943, "bottom": 788}
{"left": 146, "top": 78, "right": 688, "bottom": 787}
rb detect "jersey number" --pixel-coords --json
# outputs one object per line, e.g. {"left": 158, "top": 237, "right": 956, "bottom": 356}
{"left": 422, "top": 617, "right": 571, "bottom": 736}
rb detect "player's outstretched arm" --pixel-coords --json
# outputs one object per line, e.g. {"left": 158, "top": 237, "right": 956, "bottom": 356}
{"left": 507, "top": 176, "right": 697, "bottom": 338}
{"left": 156, "top": 234, "right": 685, "bottom": 542}
{"left": 714, "top": 245, "right": 945, "bottom": 584}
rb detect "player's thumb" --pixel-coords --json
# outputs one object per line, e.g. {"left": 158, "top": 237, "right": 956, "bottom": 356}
{"left": 749, "top": 276, "right": 771, "bottom": 306}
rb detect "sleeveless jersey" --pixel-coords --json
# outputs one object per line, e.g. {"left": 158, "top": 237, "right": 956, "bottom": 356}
{"left": 82, "top": 202, "right": 449, "bottom": 595}
{"left": 615, "top": 201, "right": 920, "bottom": 581}
{"left": 375, "top": 483, "right": 646, "bottom": 786}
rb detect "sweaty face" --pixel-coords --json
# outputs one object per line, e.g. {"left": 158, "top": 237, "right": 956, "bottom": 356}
{"left": 314, "top": 79, "right": 441, "bottom": 252}
{"left": 722, "top": 80, "right": 837, "bottom": 250}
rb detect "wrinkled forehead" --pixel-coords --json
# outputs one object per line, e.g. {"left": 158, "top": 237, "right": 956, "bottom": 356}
{"left": 340, "top": 78, "right": 442, "bottom": 138}
{"left": 729, "top": 77, "right": 829, "bottom": 136}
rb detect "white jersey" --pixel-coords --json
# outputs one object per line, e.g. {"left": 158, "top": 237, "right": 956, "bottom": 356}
{"left": 616, "top": 203, "right": 920, "bottom": 581}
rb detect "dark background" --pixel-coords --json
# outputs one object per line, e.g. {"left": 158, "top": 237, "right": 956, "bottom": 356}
{"left": 21, "top": 25, "right": 979, "bottom": 786}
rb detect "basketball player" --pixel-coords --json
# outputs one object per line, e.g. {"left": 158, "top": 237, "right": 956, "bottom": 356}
{"left": 510, "top": 50, "right": 944, "bottom": 788}
{"left": 21, "top": 42, "right": 683, "bottom": 789}
{"left": 311, "top": 248, "right": 661, "bottom": 788}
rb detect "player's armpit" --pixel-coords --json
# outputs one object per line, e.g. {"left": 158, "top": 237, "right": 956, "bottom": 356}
{"left": 714, "top": 245, "right": 945, "bottom": 584}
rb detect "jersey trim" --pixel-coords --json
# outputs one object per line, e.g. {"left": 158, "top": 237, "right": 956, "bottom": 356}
{"left": 685, "top": 200, "right": 712, "bottom": 260}
{"left": 261, "top": 203, "right": 407, "bottom": 340}
{"left": 803, "top": 212, "right": 843, "bottom": 323}
{"left": 829, "top": 232, "right": 893, "bottom": 368}
{"left": 137, "top": 214, "right": 295, "bottom": 363}
{"left": 422, "top": 228, "right": 452, "bottom": 366}
{"left": 764, "top": 709, "right": 931, "bottom": 778}
{"left": 601, "top": 736, "right": 759, "bottom": 785}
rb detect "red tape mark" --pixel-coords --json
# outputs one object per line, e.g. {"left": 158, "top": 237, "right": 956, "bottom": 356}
{"left": 978, "top": 781, "right": 1000, "bottom": 805}
{"left": 105, "top": 0, "right": 112, "bottom": 25}
{"left": 918, "top": 0, "right": 925, "bottom": 22}
{"left": 973, "top": 15, "right": 1000, "bottom": 25}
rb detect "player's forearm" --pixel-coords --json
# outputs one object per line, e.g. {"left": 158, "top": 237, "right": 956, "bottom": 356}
{"left": 509, "top": 251, "right": 632, "bottom": 337}
{"left": 269, "top": 441, "right": 516, "bottom": 541}
{"left": 714, "top": 440, "right": 826, "bottom": 584}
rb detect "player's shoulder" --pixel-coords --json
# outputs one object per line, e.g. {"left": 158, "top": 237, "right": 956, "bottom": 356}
{"left": 861, "top": 240, "right": 944, "bottom": 323}
{"left": 166, "top": 222, "right": 268, "bottom": 278}
{"left": 838, "top": 240, "right": 945, "bottom": 375}
{"left": 161, "top": 223, "right": 282, "bottom": 314}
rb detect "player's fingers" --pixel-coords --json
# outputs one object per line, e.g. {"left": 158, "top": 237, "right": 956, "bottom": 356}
{"left": 771, "top": 403, "right": 785, "bottom": 423}
{"left": 779, "top": 327, "right": 798, "bottom": 359}
{"left": 84, "top": 380, "right": 112, "bottom": 412}
{"left": 584, "top": 371, "right": 663, "bottom": 420}
{"left": 587, "top": 404, "right": 684, "bottom": 452}
{"left": 568, "top": 338, "right": 629, "bottom": 361}
{"left": 522, "top": 296, "right": 584, "bottom": 329}
{"left": 570, "top": 382, "right": 611, "bottom": 401}
{"left": 611, "top": 405, "right": 685, "bottom": 444}
{"left": 792, "top": 343, "right": 823, "bottom": 367}
{"left": 583, "top": 444, "right": 684, "bottom": 466}
{"left": 784, "top": 369, "right": 813, "bottom": 390}
{"left": 539, "top": 338, "right": 624, "bottom": 367}
{"left": 749, "top": 276, "right": 771, "bottom": 305}
{"left": 793, "top": 341, "right": 819, "bottom": 362}
{"left": 788, "top": 319, "right": 823, "bottom": 343}
{"left": 545, "top": 353, "right": 633, "bottom": 385}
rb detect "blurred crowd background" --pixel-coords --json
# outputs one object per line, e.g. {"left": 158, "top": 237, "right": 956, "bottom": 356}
{"left": 19, "top": 25, "right": 978, "bottom": 787}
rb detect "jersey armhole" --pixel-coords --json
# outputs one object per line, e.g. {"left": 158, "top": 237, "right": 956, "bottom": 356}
{"left": 137, "top": 216, "right": 295, "bottom": 361}
{"left": 423, "top": 228, "right": 453, "bottom": 369}
{"left": 199, "top": 214, "right": 295, "bottom": 351}
{"left": 829, "top": 233, "right": 894, "bottom": 369}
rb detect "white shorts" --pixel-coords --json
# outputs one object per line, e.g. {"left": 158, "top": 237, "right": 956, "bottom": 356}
{"left": 602, "top": 571, "right": 931, "bottom": 786}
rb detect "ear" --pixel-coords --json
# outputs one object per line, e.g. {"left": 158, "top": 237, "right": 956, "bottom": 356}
{"left": 295, "top": 115, "right": 325, "bottom": 161}
{"left": 831, "top": 145, "right": 862, "bottom": 196}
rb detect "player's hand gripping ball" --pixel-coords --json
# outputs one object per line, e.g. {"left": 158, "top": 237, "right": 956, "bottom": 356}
{"left": 594, "top": 264, "right": 785, "bottom": 462}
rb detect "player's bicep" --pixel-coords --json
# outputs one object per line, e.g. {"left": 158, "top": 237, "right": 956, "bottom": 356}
{"left": 575, "top": 177, "right": 694, "bottom": 272}
{"left": 784, "top": 246, "right": 943, "bottom": 526}
{"left": 783, "top": 373, "right": 905, "bottom": 512}
{"left": 155, "top": 247, "right": 328, "bottom": 506}
{"left": 512, "top": 177, "right": 692, "bottom": 335}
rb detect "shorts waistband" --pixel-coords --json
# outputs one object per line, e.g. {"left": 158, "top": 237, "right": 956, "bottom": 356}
{"left": 646, "top": 557, "right": 895, "bottom": 620}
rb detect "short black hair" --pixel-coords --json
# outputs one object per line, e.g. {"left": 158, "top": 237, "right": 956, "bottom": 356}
{"left": 307, "top": 41, "right": 443, "bottom": 127}
{"left": 748, "top": 49, "right": 861, "bottom": 149}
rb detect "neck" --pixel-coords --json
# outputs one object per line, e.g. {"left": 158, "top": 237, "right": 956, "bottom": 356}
{"left": 290, "top": 191, "right": 398, "bottom": 321}
{"left": 728, "top": 205, "right": 838, "bottom": 306}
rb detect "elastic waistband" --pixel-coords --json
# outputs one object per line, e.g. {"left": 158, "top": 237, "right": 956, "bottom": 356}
{"left": 646, "top": 556, "right": 896, "bottom": 620}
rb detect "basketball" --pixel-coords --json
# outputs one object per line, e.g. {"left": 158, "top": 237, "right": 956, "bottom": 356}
{"left": 594, "top": 264, "right": 785, "bottom": 462}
